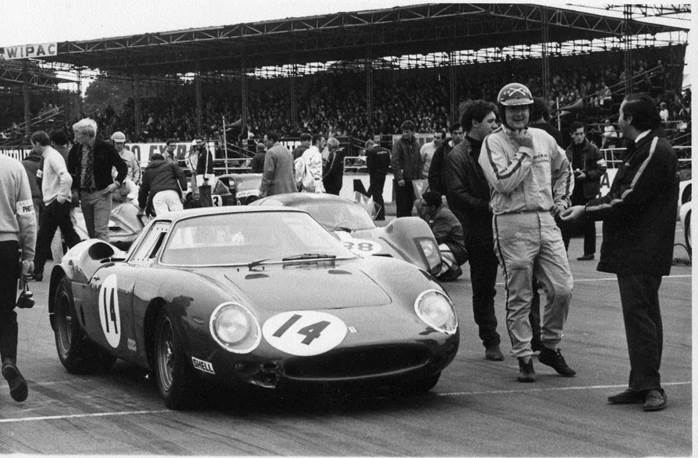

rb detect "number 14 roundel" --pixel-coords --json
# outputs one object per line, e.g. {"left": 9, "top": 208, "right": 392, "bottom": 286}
{"left": 262, "top": 311, "right": 348, "bottom": 356}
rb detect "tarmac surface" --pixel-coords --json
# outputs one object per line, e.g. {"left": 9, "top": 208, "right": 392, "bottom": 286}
{"left": 0, "top": 222, "right": 691, "bottom": 456}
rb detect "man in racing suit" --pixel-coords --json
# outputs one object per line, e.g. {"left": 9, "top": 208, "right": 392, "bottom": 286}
{"left": 478, "top": 82, "right": 575, "bottom": 383}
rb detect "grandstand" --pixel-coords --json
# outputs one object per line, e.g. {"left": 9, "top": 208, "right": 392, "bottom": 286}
{"left": 0, "top": 3, "right": 690, "bottom": 161}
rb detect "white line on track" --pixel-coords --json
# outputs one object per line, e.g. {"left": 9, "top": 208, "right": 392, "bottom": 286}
{"left": 0, "top": 409, "right": 169, "bottom": 424}
{"left": 496, "top": 274, "right": 691, "bottom": 286}
{"left": 436, "top": 380, "right": 691, "bottom": 397}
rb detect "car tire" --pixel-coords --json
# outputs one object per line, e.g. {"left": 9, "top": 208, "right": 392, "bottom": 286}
{"left": 54, "top": 277, "right": 116, "bottom": 374}
{"left": 153, "top": 308, "right": 198, "bottom": 410}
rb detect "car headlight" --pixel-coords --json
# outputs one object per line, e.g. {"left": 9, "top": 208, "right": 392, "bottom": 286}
{"left": 414, "top": 289, "right": 458, "bottom": 335}
{"left": 209, "top": 302, "right": 261, "bottom": 353}
{"left": 416, "top": 237, "right": 442, "bottom": 274}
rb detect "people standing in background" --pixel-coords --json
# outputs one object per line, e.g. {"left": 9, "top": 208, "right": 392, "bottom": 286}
{"left": 428, "top": 123, "right": 464, "bottom": 196}
{"left": 419, "top": 131, "right": 442, "bottom": 180}
{"left": 111, "top": 131, "right": 141, "bottom": 185}
{"left": 259, "top": 131, "right": 296, "bottom": 197}
{"left": 445, "top": 100, "right": 503, "bottom": 361}
{"left": 562, "top": 122, "right": 607, "bottom": 260}
{"left": 365, "top": 139, "right": 390, "bottom": 221}
{"left": 322, "top": 137, "right": 344, "bottom": 195}
{"left": 31, "top": 131, "right": 81, "bottom": 281}
{"left": 21, "top": 146, "right": 43, "bottom": 220}
{"left": 250, "top": 142, "right": 266, "bottom": 173}
{"left": 0, "top": 152, "right": 37, "bottom": 402}
{"left": 67, "top": 118, "right": 127, "bottom": 242}
{"left": 292, "top": 133, "right": 311, "bottom": 160}
{"left": 562, "top": 94, "right": 677, "bottom": 412}
{"left": 391, "top": 120, "right": 421, "bottom": 217}
{"left": 164, "top": 139, "right": 177, "bottom": 162}
{"left": 297, "top": 134, "right": 325, "bottom": 193}
{"left": 49, "top": 130, "right": 75, "bottom": 264}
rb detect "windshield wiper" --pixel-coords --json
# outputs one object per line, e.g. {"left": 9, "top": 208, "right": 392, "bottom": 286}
{"left": 282, "top": 253, "right": 337, "bottom": 262}
{"left": 247, "top": 258, "right": 273, "bottom": 270}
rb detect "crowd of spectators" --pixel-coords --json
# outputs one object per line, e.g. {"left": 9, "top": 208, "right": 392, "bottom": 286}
{"left": 0, "top": 47, "right": 687, "bottom": 147}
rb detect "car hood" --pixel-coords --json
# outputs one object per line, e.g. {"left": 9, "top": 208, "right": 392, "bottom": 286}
{"left": 208, "top": 261, "right": 393, "bottom": 311}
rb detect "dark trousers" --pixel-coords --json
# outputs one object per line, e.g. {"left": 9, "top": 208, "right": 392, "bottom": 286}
{"left": 465, "top": 236, "right": 500, "bottom": 348}
{"left": 529, "top": 285, "right": 541, "bottom": 347}
{"left": 617, "top": 274, "right": 663, "bottom": 392}
{"left": 368, "top": 173, "right": 386, "bottom": 220}
{"left": 562, "top": 218, "right": 596, "bottom": 255}
{"left": 0, "top": 241, "right": 20, "bottom": 363}
{"left": 394, "top": 179, "right": 415, "bottom": 218}
{"left": 34, "top": 200, "right": 81, "bottom": 275}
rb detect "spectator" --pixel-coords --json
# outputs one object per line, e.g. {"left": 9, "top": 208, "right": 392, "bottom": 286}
{"left": 365, "top": 139, "right": 390, "bottom": 220}
{"left": 259, "top": 131, "right": 296, "bottom": 197}
{"left": 250, "top": 142, "right": 266, "bottom": 173}
{"left": 67, "top": 118, "right": 127, "bottom": 242}
{"left": 391, "top": 120, "right": 421, "bottom": 217}
{"left": 562, "top": 121, "right": 607, "bottom": 260}
{"left": 428, "top": 122, "right": 464, "bottom": 196}
{"left": 292, "top": 133, "right": 311, "bottom": 160}
{"left": 111, "top": 131, "right": 141, "bottom": 185}
{"left": 297, "top": 134, "right": 325, "bottom": 193}
{"left": 322, "top": 137, "right": 344, "bottom": 195}
{"left": 30, "top": 131, "right": 81, "bottom": 281}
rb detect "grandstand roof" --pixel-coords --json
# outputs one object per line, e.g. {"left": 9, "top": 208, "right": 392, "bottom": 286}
{"left": 38, "top": 3, "right": 687, "bottom": 75}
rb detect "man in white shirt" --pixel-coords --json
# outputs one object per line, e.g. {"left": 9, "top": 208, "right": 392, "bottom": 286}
{"left": 30, "top": 131, "right": 81, "bottom": 281}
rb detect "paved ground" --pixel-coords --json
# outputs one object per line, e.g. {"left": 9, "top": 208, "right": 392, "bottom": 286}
{"left": 0, "top": 224, "right": 691, "bottom": 455}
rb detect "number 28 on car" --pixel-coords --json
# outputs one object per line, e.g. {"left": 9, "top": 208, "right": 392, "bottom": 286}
{"left": 48, "top": 207, "right": 459, "bottom": 409}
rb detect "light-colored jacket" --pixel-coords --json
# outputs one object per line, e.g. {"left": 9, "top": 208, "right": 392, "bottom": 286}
{"left": 478, "top": 126, "right": 573, "bottom": 215}
{"left": 0, "top": 155, "right": 37, "bottom": 260}
{"left": 119, "top": 149, "right": 142, "bottom": 185}
{"left": 298, "top": 145, "right": 325, "bottom": 193}
{"left": 41, "top": 146, "right": 73, "bottom": 205}
{"left": 259, "top": 142, "right": 297, "bottom": 197}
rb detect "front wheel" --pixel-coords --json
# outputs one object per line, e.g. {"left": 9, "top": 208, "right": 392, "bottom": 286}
{"left": 153, "top": 308, "right": 198, "bottom": 410}
{"left": 54, "top": 277, "right": 115, "bottom": 374}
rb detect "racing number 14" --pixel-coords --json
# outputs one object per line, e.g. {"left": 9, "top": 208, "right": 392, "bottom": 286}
{"left": 101, "top": 287, "right": 118, "bottom": 334}
{"left": 273, "top": 313, "right": 330, "bottom": 345}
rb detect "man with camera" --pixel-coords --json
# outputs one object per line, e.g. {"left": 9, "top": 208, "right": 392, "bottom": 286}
{"left": 0, "top": 152, "right": 37, "bottom": 402}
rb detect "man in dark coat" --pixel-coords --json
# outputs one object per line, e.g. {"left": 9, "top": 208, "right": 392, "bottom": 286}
{"left": 562, "top": 121, "right": 607, "bottom": 260}
{"left": 444, "top": 100, "right": 503, "bottom": 361}
{"left": 138, "top": 153, "right": 187, "bottom": 216}
{"left": 391, "top": 120, "right": 421, "bottom": 217}
{"left": 428, "top": 123, "right": 464, "bottom": 196}
{"left": 322, "top": 137, "right": 344, "bottom": 195}
{"left": 562, "top": 94, "right": 678, "bottom": 412}
{"left": 364, "top": 140, "right": 390, "bottom": 220}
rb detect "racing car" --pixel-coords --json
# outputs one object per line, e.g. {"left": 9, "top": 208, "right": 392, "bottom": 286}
{"left": 251, "top": 193, "right": 443, "bottom": 276}
{"left": 48, "top": 206, "right": 459, "bottom": 409}
{"left": 217, "top": 173, "right": 263, "bottom": 205}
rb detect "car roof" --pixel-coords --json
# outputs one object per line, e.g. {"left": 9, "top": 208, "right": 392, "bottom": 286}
{"left": 155, "top": 205, "right": 304, "bottom": 222}
{"left": 255, "top": 192, "right": 356, "bottom": 206}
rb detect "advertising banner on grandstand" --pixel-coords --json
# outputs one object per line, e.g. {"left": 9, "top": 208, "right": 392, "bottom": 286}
{"left": 0, "top": 43, "right": 58, "bottom": 60}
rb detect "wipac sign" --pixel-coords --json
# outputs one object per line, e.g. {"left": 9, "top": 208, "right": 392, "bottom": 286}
{"left": 0, "top": 43, "right": 58, "bottom": 60}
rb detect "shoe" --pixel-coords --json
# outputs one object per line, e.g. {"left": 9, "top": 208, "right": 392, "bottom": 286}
{"left": 608, "top": 389, "right": 645, "bottom": 404}
{"left": 538, "top": 347, "right": 576, "bottom": 377}
{"left": 643, "top": 389, "right": 667, "bottom": 411}
{"left": 517, "top": 357, "right": 535, "bottom": 383}
{"left": 577, "top": 254, "right": 594, "bottom": 261}
{"left": 32, "top": 272, "right": 43, "bottom": 281}
{"left": 2, "top": 362, "right": 28, "bottom": 402}
{"left": 485, "top": 344, "right": 504, "bottom": 361}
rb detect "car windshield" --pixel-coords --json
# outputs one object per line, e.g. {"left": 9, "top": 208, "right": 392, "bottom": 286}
{"left": 297, "top": 200, "right": 375, "bottom": 231}
{"left": 160, "top": 211, "right": 355, "bottom": 266}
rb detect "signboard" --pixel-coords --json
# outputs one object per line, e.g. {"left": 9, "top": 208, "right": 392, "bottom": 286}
{"left": 0, "top": 42, "right": 58, "bottom": 60}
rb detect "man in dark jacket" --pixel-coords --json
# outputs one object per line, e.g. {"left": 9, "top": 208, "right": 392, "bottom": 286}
{"left": 139, "top": 153, "right": 187, "bottom": 216}
{"left": 562, "top": 122, "right": 607, "bottom": 260}
{"left": 250, "top": 143, "right": 266, "bottom": 173}
{"left": 391, "top": 120, "right": 421, "bottom": 217}
{"left": 418, "top": 191, "right": 467, "bottom": 282}
{"left": 322, "top": 137, "right": 345, "bottom": 195}
{"left": 21, "top": 149, "right": 43, "bottom": 220}
{"left": 428, "top": 123, "right": 464, "bottom": 196}
{"left": 444, "top": 100, "right": 503, "bottom": 361}
{"left": 364, "top": 140, "right": 390, "bottom": 220}
{"left": 562, "top": 94, "right": 677, "bottom": 412}
{"left": 67, "top": 118, "right": 127, "bottom": 241}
